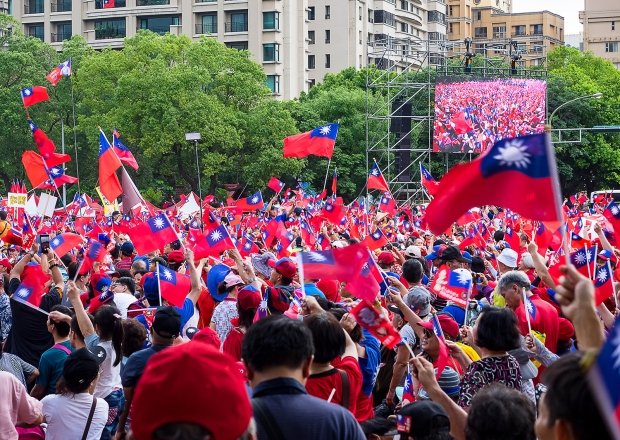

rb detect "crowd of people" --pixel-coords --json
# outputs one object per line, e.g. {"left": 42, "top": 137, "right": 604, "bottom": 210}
{"left": 0, "top": 192, "right": 617, "bottom": 440}
{"left": 433, "top": 78, "right": 546, "bottom": 153}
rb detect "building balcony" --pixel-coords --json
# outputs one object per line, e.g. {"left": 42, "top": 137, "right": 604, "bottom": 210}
{"left": 225, "top": 21, "right": 248, "bottom": 32}
{"left": 137, "top": 0, "right": 170, "bottom": 5}
{"left": 395, "top": 8, "right": 423, "bottom": 26}
{"left": 24, "top": 3, "right": 44, "bottom": 14}
{"left": 50, "top": 0, "right": 71, "bottom": 12}
{"left": 95, "top": 27, "right": 126, "bottom": 39}
{"left": 51, "top": 32, "right": 72, "bottom": 42}
{"left": 195, "top": 23, "right": 217, "bottom": 34}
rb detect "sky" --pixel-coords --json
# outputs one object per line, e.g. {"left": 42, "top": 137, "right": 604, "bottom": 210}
{"left": 512, "top": 0, "right": 584, "bottom": 34}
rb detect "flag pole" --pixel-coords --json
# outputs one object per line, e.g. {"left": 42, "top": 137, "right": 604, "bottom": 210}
{"left": 545, "top": 134, "right": 570, "bottom": 265}
{"left": 69, "top": 70, "right": 82, "bottom": 197}
{"left": 321, "top": 157, "right": 332, "bottom": 194}
{"left": 522, "top": 288, "right": 532, "bottom": 335}
{"left": 156, "top": 261, "right": 162, "bottom": 307}
{"left": 296, "top": 253, "right": 306, "bottom": 298}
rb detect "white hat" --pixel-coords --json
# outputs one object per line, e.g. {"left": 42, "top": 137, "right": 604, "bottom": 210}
{"left": 498, "top": 248, "right": 518, "bottom": 268}
{"left": 405, "top": 245, "right": 422, "bottom": 258}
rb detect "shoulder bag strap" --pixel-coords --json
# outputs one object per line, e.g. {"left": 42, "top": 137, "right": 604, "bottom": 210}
{"left": 52, "top": 343, "right": 72, "bottom": 355}
{"left": 252, "top": 398, "right": 286, "bottom": 440}
{"left": 81, "top": 396, "right": 97, "bottom": 440}
{"left": 338, "top": 369, "right": 350, "bottom": 410}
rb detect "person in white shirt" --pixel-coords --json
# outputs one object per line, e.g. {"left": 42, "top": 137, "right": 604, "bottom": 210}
{"left": 42, "top": 348, "right": 108, "bottom": 440}
{"left": 110, "top": 277, "right": 138, "bottom": 318}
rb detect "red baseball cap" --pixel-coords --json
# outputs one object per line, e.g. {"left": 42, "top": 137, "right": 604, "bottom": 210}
{"left": 378, "top": 251, "right": 396, "bottom": 265}
{"left": 191, "top": 327, "right": 221, "bottom": 349}
{"left": 0, "top": 258, "right": 12, "bottom": 271}
{"left": 268, "top": 257, "right": 297, "bottom": 279}
{"left": 417, "top": 314, "right": 459, "bottom": 340}
{"left": 130, "top": 343, "right": 252, "bottom": 440}
{"left": 237, "top": 285, "right": 261, "bottom": 311}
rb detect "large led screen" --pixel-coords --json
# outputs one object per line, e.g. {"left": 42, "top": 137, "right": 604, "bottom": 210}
{"left": 433, "top": 77, "right": 546, "bottom": 153}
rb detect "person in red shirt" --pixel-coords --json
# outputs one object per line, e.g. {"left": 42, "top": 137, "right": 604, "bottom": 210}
{"left": 222, "top": 286, "right": 261, "bottom": 361}
{"left": 303, "top": 297, "right": 362, "bottom": 419}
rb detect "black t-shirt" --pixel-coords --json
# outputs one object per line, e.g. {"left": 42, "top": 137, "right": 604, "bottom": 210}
{"left": 4, "top": 278, "right": 61, "bottom": 367}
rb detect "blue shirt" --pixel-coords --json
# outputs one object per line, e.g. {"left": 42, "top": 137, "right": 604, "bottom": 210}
{"left": 358, "top": 329, "right": 381, "bottom": 396}
{"left": 121, "top": 344, "right": 170, "bottom": 388}
{"left": 252, "top": 378, "right": 365, "bottom": 440}
{"left": 36, "top": 340, "right": 73, "bottom": 395}
{"left": 303, "top": 284, "right": 326, "bottom": 299}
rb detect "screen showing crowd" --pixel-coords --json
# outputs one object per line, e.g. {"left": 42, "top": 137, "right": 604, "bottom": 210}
{"left": 433, "top": 77, "right": 547, "bottom": 154}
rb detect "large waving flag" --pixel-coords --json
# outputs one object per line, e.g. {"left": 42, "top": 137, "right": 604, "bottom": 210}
{"left": 235, "top": 191, "right": 264, "bottom": 212}
{"left": 420, "top": 163, "right": 439, "bottom": 196}
{"left": 603, "top": 201, "right": 620, "bottom": 233}
{"left": 368, "top": 162, "right": 389, "bottom": 192}
{"left": 267, "top": 177, "right": 285, "bottom": 193}
{"left": 98, "top": 129, "right": 123, "bottom": 202}
{"left": 21, "top": 151, "right": 50, "bottom": 189}
{"left": 424, "top": 133, "right": 561, "bottom": 234}
{"left": 299, "top": 244, "right": 367, "bottom": 281}
{"left": 80, "top": 240, "right": 107, "bottom": 274}
{"left": 28, "top": 119, "right": 70, "bottom": 166}
{"left": 40, "top": 166, "right": 78, "bottom": 190}
{"left": 429, "top": 266, "right": 472, "bottom": 307}
{"left": 283, "top": 123, "right": 339, "bottom": 159}
{"left": 362, "top": 228, "right": 388, "bottom": 251}
{"left": 157, "top": 264, "right": 190, "bottom": 308}
{"left": 113, "top": 129, "right": 139, "bottom": 170}
{"left": 190, "top": 225, "right": 235, "bottom": 259}
{"left": 46, "top": 59, "right": 72, "bottom": 86}
{"left": 50, "top": 233, "right": 83, "bottom": 258}
{"left": 127, "top": 213, "right": 178, "bottom": 254}
{"left": 20, "top": 86, "right": 49, "bottom": 107}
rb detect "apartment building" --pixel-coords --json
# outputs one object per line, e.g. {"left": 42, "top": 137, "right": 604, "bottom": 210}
{"left": 7, "top": 0, "right": 308, "bottom": 99}
{"left": 306, "top": 0, "right": 447, "bottom": 86}
{"left": 580, "top": 0, "right": 620, "bottom": 68}
{"left": 448, "top": 3, "right": 564, "bottom": 67}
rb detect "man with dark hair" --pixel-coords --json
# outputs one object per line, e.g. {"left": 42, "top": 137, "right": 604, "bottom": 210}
{"left": 397, "top": 401, "right": 453, "bottom": 440}
{"left": 30, "top": 304, "right": 74, "bottom": 399}
{"left": 111, "top": 276, "right": 138, "bottom": 318}
{"left": 242, "top": 315, "right": 365, "bottom": 440}
{"left": 402, "top": 259, "right": 424, "bottom": 286}
{"left": 265, "top": 258, "right": 297, "bottom": 314}
{"left": 115, "top": 241, "right": 135, "bottom": 271}
{"left": 116, "top": 306, "right": 180, "bottom": 439}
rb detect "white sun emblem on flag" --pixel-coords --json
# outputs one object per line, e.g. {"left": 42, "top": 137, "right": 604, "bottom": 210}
{"left": 16, "top": 288, "right": 29, "bottom": 298}
{"left": 612, "top": 206, "right": 620, "bottom": 216}
{"left": 373, "top": 232, "right": 381, "bottom": 239}
{"left": 382, "top": 198, "right": 388, "bottom": 204}
{"left": 597, "top": 268, "right": 608, "bottom": 283}
{"left": 307, "top": 252, "right": 327, "bottom": 262}
{"left": 153, "top": 217, "right": 165, "bottom": 229}
{"left": 251, "top": 196, "right": 259, "bottom": 204}
{"left": 24, "top": 89, "right": 31, "bottom": 96}
{"left": 493, "top": 139, "right": 532, "bottom": 169}
{"left": 210, "top": 229, "right": 222, "bottom": 241}
{"left": 526, "top": 299, "right": 534, "bottom": 315}
{"left": 455, "top": 269, "right": 472, "bottom": 285}
{"left": 371, "top": 168, "right": 379, "bottom": 176}
{"left": 162, "top": 269, "right": 173, "bottom": 281}
{"left": 51, "top": 168, "right": 60, "bottom": 176}
{"left": 574, "top": 252, "right": 586, "bottom": 265}
{"left": 319, "top": 125, "right": 331, "bottom": 135}
{"left": 52, "top": 238, "right": 60, "bottom": 247}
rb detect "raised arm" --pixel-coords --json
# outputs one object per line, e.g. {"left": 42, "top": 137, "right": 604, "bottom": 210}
{"left": 527, "top": 241, "right": 556, "bottom": 289}
{"left": 184, "top": 249, "right": 201, "bottom": 305}
{"left": 9, "top": 243, "right": 38, "bottom": 282}
{"left": 67, "top": 281, "right": 95, "bottom": 338}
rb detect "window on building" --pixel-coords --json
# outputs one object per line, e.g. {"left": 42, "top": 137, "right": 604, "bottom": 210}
{"left": 51, "top": 21, "right": 71, "bottom": 42}
{"left": 400, "top": 0, "right": 407, "bottom": 10}
{"left": 359, "top": 6, "right": 362, "bottom": 20}
{"left": 368, "top": 8, "right": 374, "bottom": 22}
{"left": 612, "top": 21, "right": 616, "bottom": 31}
{"left": 25, "top": 0, "right": 43, "bottom": 14}
{"left": 448, "top": 5, "right": 453, "bottom": 16}
{"left": 474, "top": 27, "right": 487, "bottom": 38}
{"left": 400, "top": 22, "right": 407, "bottom": 32}
{"left": 51, "top": 0, "right": 71, "bottom": 13}
{"left": 531, "top": 24, "right": 543, "bottom": 35}
{"left": 513, "top": 25, "right": 525, "bottom": 36}
{"left": 359, "top": 29, "right": 363, "bottom": 44}
{"left": 198, "top": 13, "right": 217, "bottom": 34}
{"left": 266, "top": 75, "right": 280, "bottom": 94}
{"left": 96, "top": 0, "right": 125, "bottom": 9}
{"left": 136, "top": 0, "right": 170, "bottom": 5}
{"left": 27, "top": 23, "right": 44, "bottom": 39}
{"left": 427, "top": 11, "right": 446, "bottom": 24}
{"left": 375, "top": 10, "right": 395, "bottom": 26}
{"left": 308, "top": 54, "right": 316, "bottom": 69}
{"left": 448, "top": 22, "right": 453, "bottom": 34}
{"left": 226, "top": 41, "right": 248, "bottom": 50}
{"left": 263, "top": 43, "right": 280, "bottom": 61}
{"left": 492, "top": 26, "right": 506, "bottom": 38}
{"left": 307, "top": 6, "right": 315, "bottom": 20}
{"left": 325, "top": 54, "right": 331, "bottom": 68}
{"left": 138, "top": 15, "right": 179, "bottom": 34}
{"left": 605, "top": 42, "right": 619, "bottom": 52}
{"left": 227, "top": 11, "right": 248, "bottom": 32}
{"left": 325, "top": 5, "right": 330, "bottom": 19}
{"left": 474, "top": 10, "right": 481, "bottom": 20}
{"left": 309, "top": 79, "right": 316, "bottom": 88}
{"left": 263, "top": 11, "right": 279, "bottom": 30}
{"left": 95, "top": 18, "right": 126, "bottom": 39}
{"left": 325, "top": 29, "right": 330, "bottom": 43}
{"left": 308, "top": 30, "right": 315, "bottom": 44}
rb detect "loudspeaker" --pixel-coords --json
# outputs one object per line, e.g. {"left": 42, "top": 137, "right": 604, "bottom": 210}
{"left": 391, "top": 99, "right": 412, "bottom": 182}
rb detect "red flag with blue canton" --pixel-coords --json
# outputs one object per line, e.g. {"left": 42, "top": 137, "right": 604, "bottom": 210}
{"left": 157, "top": 264, "right": 190, "bottom": 308}
{"left": 588, "top": 314, "right": 620, "bottom": 440}
{"left": 299, "top": 243, "right": 367, "bottom": 281}
{"left": 28, "top": 120, "right": 70, "bottom": 167}
{"left": 504, "top": 226, "right": 520, "bottom": 251}
{"left": 20, "top": 86, "right": 49, "bottom": 107}
{"left": 102, "top": 0, "right": 115, "bottom": 7}
{"left": 367, "top": 162, "right": 390, "bottom": 192}
{"left": 548, "top": 246, "right": 596, "bottom": 284}
{"left": 113, "top": 129, "right": 139, "bottom": 170}
{"left": 283, "top": 123, "right": 339, "bottom": 159}
{"left": 594, "top": 261, "right": 614, "bottom": 305}
{"left": 13, "top": 263, "right": 49, "bottom": 309}
{"left": 429, "top": 266, "right": 472, "bottom": 308}
{"left": 40, "top": 166, "right": 78, "bottom": 190}
{"left": 239, "top": 234, "right": 259, "bottom": 257}
{"left": 190, "top": 225, "right": 235, "bottom": 259}
{"left": 267, "top": 177, "right": 285, "bottom": 193}
{"left": 46, "top": 59, "right": 71, "bottom": 86}
{"left": 379, "top": 193, "right": 397, "bottom": 215}
{"left": 21, "top": 151, "right": 51, "bottom": 189}
{"left": 80, "top": 240, "right": 107, "bottom": 274}
{"left": 351, "top": 300, "right": 401, "bottom": 349}
{"left": 402, "top": 369, "right": 416, "bottom": 403}
{"left": 50, "top": 233, "right": 82, "bottom": 258}
{"left": 235, "top": 191, "right": 264, "bottom": 212}
{"left": 331, "top": 169, "right": 338, "bottom": 195}
{"left": 424, "top": 133, "right": 561, "bottom": 235}
{"left": 127, "top": 213, "right": 178, "bottom": 254}
{"left": 345, "top": 253, "right": 382, "bottom": 301}
{"left": 603, "top": 201, "right": 620, "bottom": 233}
{"left": 98, "top": 129, "right": 122, "bottom": 202}
{"left": 420, "top": 163, "right": 439, "bottom": 196}
{"left": 362, "top": 228, "right": 388, "bottom": 251}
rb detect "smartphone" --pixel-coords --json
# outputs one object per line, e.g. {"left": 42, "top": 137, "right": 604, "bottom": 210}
{"left": 39, "top": 234, "right": 50, "bottom": 253}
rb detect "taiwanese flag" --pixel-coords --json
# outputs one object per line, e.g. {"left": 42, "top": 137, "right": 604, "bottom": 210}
{"left": 331, "top": 169, "right": 338, "bottom": 195}
{"left": 570, "top": 232, "right": 591, "bottom": 249}
{"left": 127, "top": 213, "right": 178, "bottom": 254}
{"left": 13, "top": 263, "right": 49, "bottom": 309}
{"left": 451, "top": 111, "right": 473, "bottom": 134}
{"left": 368, "top": 162, "right": 390, "bottom": 192}
{"left": 283, "top": 123, "right": 339, "bottom": 159}
{"left": 346, "top": 253, "right": 382, "bottom": 301}
{"left": 429, "top": 266, "right": 472, "bottom": 308}
{"left": 603, "top": 201, "right": 620, "bottom": 233}
{"left": 402, "top": 370, "right": 415, "bottom": 404}
{"left": 429, "top": 313, "right": 451, "bottom": 379}
{"left": 80, "top": 240, "right": 107, "bottom": 274}
{"left": 588, "top": 315, "right": 620, "bottom": 440}
{"left": 20, "top": 86, "right": 49, "bottom": 107}
{"left": 98, "top": 129, "right": 122, "bottom": 202}
{"left": 424, "top": 134, "right": 561, "bottom": 235}
{"left": 548, "top": 246, "right": 596, "bottom": 284}
{"left": 113, "top": 129, "right": 139, "bottom": 170}
{"left": 235, "top": 191, "right": 264, "bottom": 212}
{"left": 316, "top": 233, "right": 331, "bottom": 250}
{"left": 21, "top": 213, "right": 37, "bottom": 249}
{"left": 594, "top": 262, "right": 614, "bottom": 305}
{"left": 46, "top": 59, "right": 71, "bottom": 86}
{"left": 362, "top": 228, "right": 388, "bottom": 251}
{"left": 157, "top": 264, "right": 190, "bottom": 308}
{"left": 351, "top": 300, "right": 401, "bottom": 349}
{"left": 102, "top": 0, "right": 115, "bottom": 8}
{"left": 21, "top": 151, "right": 50, "bottom": 189}
{"left": 4, "top": 227, "right": 23, "bottom": 246}
{"left": 299, "top": 243, "right": 367, "bottom": 281}
{"left": 420, "top": 163, "right": 439, "bottom": 196}
{"left": 534, "top": 222, "right": 553, "bottom": 251}
{"left": 239, "top": 233, "right": 259, "bottom": 257}
{"left": 40, "top": 166, "right": 79, "bottom": 190}
{"left": 28, "top": 120, "right": 70, "bottom": 167}
{"left": 322, "top": 199, "right": 346, "bottom": 225}
{"left": 504, "top": 226, "right": 520, "bottom": 251}
{"left": 267, "top": 177, "right": 285, "bottom": 193}
{"left": 299, "top": 219, "right": 316, "bottom": 246}
{"left": 190, "top": 225, "right": 235, "bottom": 259}
{"left": 379, "top": 193, "right": 397, "bottom": 216}
{"left": 49, "top": 233, "right": 83, "bottom": 258}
